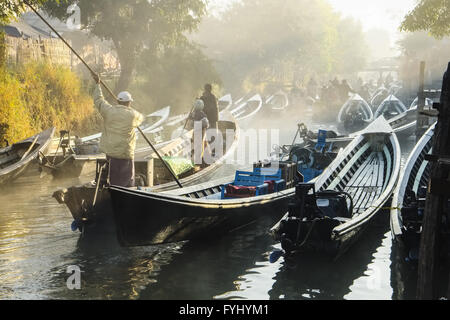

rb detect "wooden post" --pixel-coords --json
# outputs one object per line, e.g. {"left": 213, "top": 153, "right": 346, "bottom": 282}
{"left": 416, "top": 61, "right": 427, "bottom": 141}
{"left": 416, "top": 62, "right": 450, "bottom": 300}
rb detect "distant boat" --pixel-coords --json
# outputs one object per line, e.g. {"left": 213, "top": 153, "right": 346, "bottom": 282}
{"left": 370, "top": 86, "right": 389, "bottom": 110}
{"left": 337, "top": 94, "right": 374, "bottom": 133}
{"left": 409, "top": 97, "right": 434, "bottom": 110}
{"left": 218, "top": 94, "right": 233, "bottom": 112}
{"left": 390, "top": 123, "right": 436, "bottom": 262}
{"left": 0, "top": 128, "right": 55, "bottom": 186}
{"left": 229, "top": 94, "right": 263, "bottom": 122}
{"left": 43, "top": 106, "right": 171, "bottom": 178}
{"left": 271, "top": 116, "right": 401, "bottom": 259}
{"left": 265, "top": 90, "right": 289, "bottom": 112}
{"left": 79, "top": 106, "right": 171, "bottom": 143}
{"left": 140, "top": 106, "right": 171, "bottom": 134}
{"left": 374, "top": 95, "right": 408, "bottom": 120}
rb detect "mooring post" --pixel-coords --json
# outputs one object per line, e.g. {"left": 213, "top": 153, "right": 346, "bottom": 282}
{"left": 416, "top": 61, "right": 427, "bottom": 141}
{"left": 416, "top": 62, "right": 450, "bottom": 300}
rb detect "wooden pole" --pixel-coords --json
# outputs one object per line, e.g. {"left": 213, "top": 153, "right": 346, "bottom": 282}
{"left": 23, "top": 0, "right": 183, "bottom": 188}
{"left": 416, "top": 62, "right": 450, "bottom": 300}
{"left": 416, "top": 61, "right": 426, "bottom": 141}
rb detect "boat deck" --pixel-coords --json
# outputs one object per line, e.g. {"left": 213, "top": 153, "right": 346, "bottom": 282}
{"left": 343, "top": 152, "right": 385, "bottom": 215}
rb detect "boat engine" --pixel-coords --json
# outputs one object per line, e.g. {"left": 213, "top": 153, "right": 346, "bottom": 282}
{"left": 275, "top": 183, "right": 353, "bottom": 255}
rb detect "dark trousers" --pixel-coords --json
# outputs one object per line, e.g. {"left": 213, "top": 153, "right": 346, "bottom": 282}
{"left": 107, "top": 156, "right": 135, "bottom": 187}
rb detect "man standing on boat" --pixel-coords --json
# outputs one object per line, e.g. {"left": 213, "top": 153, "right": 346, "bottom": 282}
{"left": 200, "top": 84, "right": 219, "bottom": 130}
{"left": 200, "top": 84, "right": 219, "bottom": 157}
{"left": 92, "top": 74, "right": 144, "bottom": 187}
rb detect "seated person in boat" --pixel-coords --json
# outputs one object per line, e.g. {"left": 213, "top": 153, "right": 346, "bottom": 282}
{"left": 188, "top": 99, "right": 210, "bottom": 166}
{"left": 92, "top": 73, "right": 144, "bottom": 187}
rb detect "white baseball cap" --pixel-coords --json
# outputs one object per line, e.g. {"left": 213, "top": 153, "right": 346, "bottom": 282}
{"left": 193, "top": 99, "right": 204, "bottom": 110}
{"left": 118, "top": 91, "right": 134, "bottom": 102}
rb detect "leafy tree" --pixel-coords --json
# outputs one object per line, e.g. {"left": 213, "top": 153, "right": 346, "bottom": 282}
{"left": 0, "top": 0, "right": 48, "bottom": 24}
{"left": 401, "top": 0, "right": 450, "bottom": 38}
{"left": 133, "top": 40, "right": 222, "bottom": 114}
{"left": 43, "top": 0, "right": 207, "bottom": 92}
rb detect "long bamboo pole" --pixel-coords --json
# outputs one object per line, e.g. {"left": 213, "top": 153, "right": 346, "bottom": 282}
{"left": 23, "top": 0, "right": 183, "bottom": 188}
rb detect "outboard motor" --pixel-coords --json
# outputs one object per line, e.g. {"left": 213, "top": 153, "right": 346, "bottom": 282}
{"left": 275, "top": 183, "right": 353, "bottom": 255}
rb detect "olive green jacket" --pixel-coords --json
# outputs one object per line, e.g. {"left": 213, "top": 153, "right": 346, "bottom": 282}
{"left": 94, "top": 84, "right": 144, "bottom": 160}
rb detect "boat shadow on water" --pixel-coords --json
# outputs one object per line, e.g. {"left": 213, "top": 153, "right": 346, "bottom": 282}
{"left": 136, "top": 215, "right": 282, "bottom": 300}
{"left": 268, "top": 212, "right": 392, "bottom": 300}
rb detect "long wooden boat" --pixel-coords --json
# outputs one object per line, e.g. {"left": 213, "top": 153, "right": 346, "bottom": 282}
{"left": 140, "top": 106, "right": 171, "bottom": 134}
{"left": 265, "top": 90, "right": 289, "bottom": 112}
{"left": 390, "top": 123, "right": 436, "bottom": 262}
{"left": 79, "top": 106, "right": 170, "bottom": 143}
{"left": 230, "top": 94, "right": 263, "bottom": 122}
{"left": 370, "top": 86, "right": 389, "bottom": 110}
{"left": 270, "top": 116, "right": 401, "bottom": 259}
{"left": 0, "top": 127, "right": 55, "bottom": 186}
{"left": 374, "top": 95, "right": 408, "bottom": 120}
{"left": 163, "top": 94, "right": 234, "bottom": 140}
{"left": 108, "top": 117, "right": 397, "bottom": 247}
{"left": 53, "top": 112, "right": 240, "bottom": 238}
{"left": 109, "top": 162, "right": 296, "bottom": 247}
{"left": 43, "top": 106, "right": 171, "bottom": 178}
{"left": 218, "top": 94, "right": 233, "bottom": 112}
{"left": 337, "top": 94, "right": 374, "bottom": 133}
{"left": 409, "top": 97, "right": 434, "bottom": 110}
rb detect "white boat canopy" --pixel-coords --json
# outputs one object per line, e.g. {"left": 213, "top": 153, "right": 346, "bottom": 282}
{"left": 218, "top": 94, "right": 233, "bottom": 112}
{"left": 410, "top": 97, "right": 434, "bottom": 110}
{"left": 338, "top": 94, "right": 374, "bottom": 123}
{"left": 265, "top": 90, "right": 289, "bottom": 111}
{"left": 374, "top": 95, "right": 408, "bottom": 120}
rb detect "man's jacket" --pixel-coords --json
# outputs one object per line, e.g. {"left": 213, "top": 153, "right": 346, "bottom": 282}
{"left": 94, "top": 85, "right": 144, "bottom": 160}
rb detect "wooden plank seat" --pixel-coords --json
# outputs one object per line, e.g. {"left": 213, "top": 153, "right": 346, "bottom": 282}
{"left": 221, "top": 168, "right": 285, "bottom": 199}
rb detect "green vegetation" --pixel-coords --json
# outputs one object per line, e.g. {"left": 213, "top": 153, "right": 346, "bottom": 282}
{"left": 0, "top": 0, "right": 49, "bottom": 24}
{"left": 401, "top": 0, "right": 450, "bottom": 38}
{"left": 0, "top": 62, "right": 97, "bottom": 146}
{"left": 43, "top": 0, "right": 208, "bottom": 93}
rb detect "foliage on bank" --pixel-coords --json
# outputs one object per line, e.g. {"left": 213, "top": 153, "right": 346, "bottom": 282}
{"left": 0, "top": 62, "right": 98, "bottom": 146}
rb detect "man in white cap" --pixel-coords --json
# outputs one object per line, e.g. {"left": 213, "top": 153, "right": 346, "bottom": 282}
{"left": 92, "top": 74, "right": 144, "bottom": 187}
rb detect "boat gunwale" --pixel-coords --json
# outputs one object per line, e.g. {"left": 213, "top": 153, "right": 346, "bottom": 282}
{"left": 0, "top": 127, "right": 55, "bottom": 176}
{"left": 390, "top": 122, "right": 436, "bottom": 238}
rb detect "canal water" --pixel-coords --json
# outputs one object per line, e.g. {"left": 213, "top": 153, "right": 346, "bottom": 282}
{"left": 0, "top": 109, "right": 418, "bottom": 300}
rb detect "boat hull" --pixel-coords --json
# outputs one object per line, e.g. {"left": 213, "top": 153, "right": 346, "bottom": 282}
{"left": 110, "top": 185, "right": 291, "bottom": 246}
{"left": 0, "top": 128, "right": 55, "bottom": 186}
